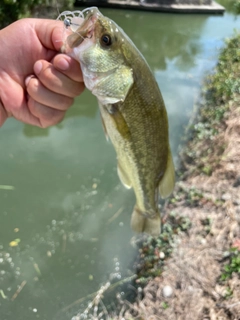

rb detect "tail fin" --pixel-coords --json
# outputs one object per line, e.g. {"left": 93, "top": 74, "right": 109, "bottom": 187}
{"left": 130, "top": 205, "right": 161, "bottom": 237}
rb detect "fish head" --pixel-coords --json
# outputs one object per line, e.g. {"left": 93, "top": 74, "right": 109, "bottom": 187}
{"left": 63, "top": 7, "right": 130, "bottom": 78}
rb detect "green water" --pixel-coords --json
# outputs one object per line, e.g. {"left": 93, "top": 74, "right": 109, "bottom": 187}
{"left": 0, "top": 5, "right": 239, "bottom": 320}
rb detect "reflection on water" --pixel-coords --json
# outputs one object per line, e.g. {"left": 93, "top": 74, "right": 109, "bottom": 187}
{"left": 23, "top": 92, "right": 98, "bottom": 138}
{"left": 112, "top": 11, "right": 205, "bottom": 71}
{"left": 0, "top": 7, "right": 239, "bottom": 320}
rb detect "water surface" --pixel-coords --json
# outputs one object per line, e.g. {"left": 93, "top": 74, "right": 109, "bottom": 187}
{"left": 0, "top": 5, "right": 239, "bottom": 320}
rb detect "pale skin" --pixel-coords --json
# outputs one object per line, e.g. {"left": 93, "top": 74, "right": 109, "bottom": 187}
{"left": 0, "top": 18, "right": 85, "bottom": 128}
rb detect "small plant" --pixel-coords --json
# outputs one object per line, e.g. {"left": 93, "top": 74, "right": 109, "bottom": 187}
{"left": 179, "top": 32, "right": 240, "bottom": 179}
{"left": 187, "top": 187, "right": 204, "bottom": 206}
{"left": 224, "top": 287, "right": 233, "bottom": 299}
{"left": 233, "top": 0, "right": 240, "bottom": 13}
{"left": 220, "top": 248, "right": 240, "bottom": 281}
{"left": 162, "top": 301, "right": 169, "bottom": 309}
{"left": 200, "top": 217, "right": 212, "bottom": 234}
{"left": 134, "top": 212, "right": 191, "bottom": 283}
{"left": 223, "top": 0, "right": 240, "bottom": 14}
{"left": 176, "top": 185, "right": 205, "bottom": 207}
{"left": 206, "top": 33, "right": 240, "bottom": 106}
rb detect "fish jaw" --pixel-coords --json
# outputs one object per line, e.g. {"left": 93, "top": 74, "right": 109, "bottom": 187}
{"left": 62, "top": 10, "right": 103, "bottom": 93}
{"left": 62, "top": 10, "right": 99, "bottom": 55}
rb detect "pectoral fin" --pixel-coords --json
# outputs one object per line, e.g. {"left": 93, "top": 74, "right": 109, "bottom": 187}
{"left": 93, "top": 65, "right": 133, "bottom": 105}
{"left": 104, "top": 104, "right": 131, "bottom": 141}
{"left": 159, "top": 149, "right": 175, "bottom": 198}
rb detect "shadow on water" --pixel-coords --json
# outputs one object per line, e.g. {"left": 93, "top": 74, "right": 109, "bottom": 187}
{"left": 23, "top": 91, "right": 98, "bottom": 138}
{"left": 0, "top": 6, "right": 240, "bottom": 320}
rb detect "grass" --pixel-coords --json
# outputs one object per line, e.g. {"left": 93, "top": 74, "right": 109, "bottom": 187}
{"left": 220, "top": 0, "right": 240, "bottom": 14}
{"left": 180, "top": 32, "right": 240, "bottom": 178}
{"left": 205, "top": 34, "right": 240, "bottom": 106}
{"left": 134, "top": 212, "right": 191, "bottom": 283}
{"left": 220, "top": 248, "right": 240, "bottom": 281}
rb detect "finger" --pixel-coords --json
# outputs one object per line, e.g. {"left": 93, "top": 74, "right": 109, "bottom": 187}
{"left": 34, "top": 60, "right": 84, "bottom": 97}
{"left": 52, "top": 54, "right": 84, "bottom": 83}
{"left": 26, "top": 76, "right": 74, "bottom": 110}
{"left": 0, "top": 75, "right": 40, "bottom": 126}
{"left": 31, "top": 19, "right": 64, "bottom": 51}
{"left": 27, "top": 96, "right": 65, "bottom": 128}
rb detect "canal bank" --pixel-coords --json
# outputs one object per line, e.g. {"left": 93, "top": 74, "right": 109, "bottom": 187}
{"left": 75, "top": 0, "right": 225, "bottom": 14}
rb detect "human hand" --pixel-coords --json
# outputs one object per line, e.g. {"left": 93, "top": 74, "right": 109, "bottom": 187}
{"left": 0, "top": 19, "right": 85, "bottom": 128}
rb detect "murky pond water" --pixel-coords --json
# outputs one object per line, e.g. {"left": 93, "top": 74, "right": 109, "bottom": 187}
{"left": 0, "top": 3, "right": 239, "bottom": 319}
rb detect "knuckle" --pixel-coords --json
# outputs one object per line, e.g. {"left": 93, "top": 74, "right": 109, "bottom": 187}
{"left": 28, "top": 98, "right": 65, "bottom": 128}
{"left": 26, "top": 77, "right": 39, "bottom": 95}
{"left": 42, "top": 65, "right": 54, "bottom": 82}
{"left": 74, "top": 83, "right": 85, "bottom": 96}
{"left": 67, "top": 83, "right": 85, "bottom": 98}
{"left": 27, "top": 96, "right": 36, "bottom": 111}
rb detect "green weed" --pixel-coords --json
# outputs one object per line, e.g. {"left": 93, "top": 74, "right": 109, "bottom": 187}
{"left": 220, "top": 248, "right": 240, "bottom": 281}
{"left": 135, "top": 212, "right": 191, "bottom": 282}
{"left": 206, "top": 33, "right": 240, "bottom": 107}
{"left": 162, "top": 301, "right": 169, "bottom": 309}
{"left": 224, "top": 287, "right": 233, "bottom": 299}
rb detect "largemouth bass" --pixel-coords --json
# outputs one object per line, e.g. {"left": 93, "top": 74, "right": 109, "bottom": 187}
{"left": 62, "top": 7, "right": 175, "bottom": 236}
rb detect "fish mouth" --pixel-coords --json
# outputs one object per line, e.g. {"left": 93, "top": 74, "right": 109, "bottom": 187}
{"left": 66, "top": 7, "right": 101, "bottom": 49}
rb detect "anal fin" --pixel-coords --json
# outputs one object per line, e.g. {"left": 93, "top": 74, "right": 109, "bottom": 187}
{"left": 100, "top": 111, "right": 109, "bottom": 141}
{"left": 117, "top": 161, "right": 132, "bottom": 189}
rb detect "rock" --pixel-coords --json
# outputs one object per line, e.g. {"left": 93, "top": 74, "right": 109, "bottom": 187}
{"left": 233, "top": 176, "right": 240, "bottom": 187}
{"left": 162, "top": 285, "right": 173, "bottom": 298}
{"left": 159, "top": 252, "right": 165, "bottom": 259}
{"left": 221, "top": 193, "right": 231, "bottom": 201}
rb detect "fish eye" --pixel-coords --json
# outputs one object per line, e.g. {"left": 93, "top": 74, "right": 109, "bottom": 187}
{"left": 100, "top": 34, "right": 112, "bottom": 47}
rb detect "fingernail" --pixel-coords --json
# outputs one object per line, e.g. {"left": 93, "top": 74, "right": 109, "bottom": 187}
{"left": 56, "top": 57, "right": 70, "bottom": 71}
{"left": 34, "top": 61, "right": 42, "bottom": 75}
{"left": 25, "top": 75, "right": 35, "bottom": 87}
